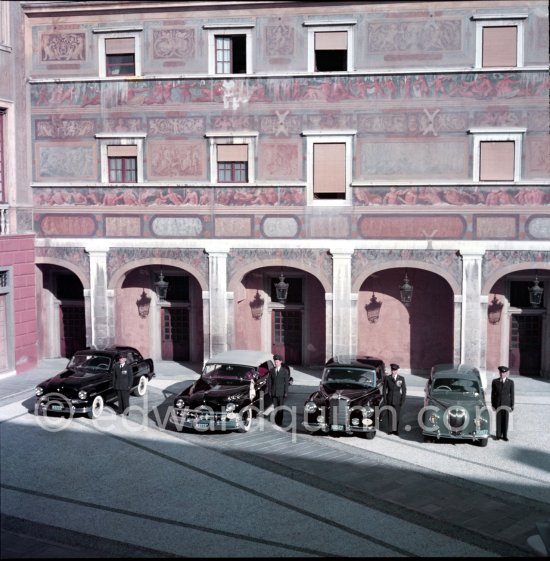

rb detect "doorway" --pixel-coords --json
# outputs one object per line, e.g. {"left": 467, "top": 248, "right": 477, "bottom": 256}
{"left": 272, "top": 309, "right": 302, "bottom": 365}
{"left": 161, "top": 307, "right": 190, "bottom": 361}
{"left": 509, "top": 315, "right": 542, "bottom": 376}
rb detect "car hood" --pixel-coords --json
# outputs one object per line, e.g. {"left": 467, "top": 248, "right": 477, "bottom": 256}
{"left": 180, "top": 378, "right": 252, "bottom": 405}
{"left": 427, "top": 394, "right": 485, "bottom": 409}
{"left": 39, "top": 370, "right": 104, "bottom": 394}
{"left": 318, "top": 383, "right": 379, "bottom": 402}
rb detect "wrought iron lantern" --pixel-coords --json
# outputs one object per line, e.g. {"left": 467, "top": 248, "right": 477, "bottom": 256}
{"left": 274, "top": 272, "right": 289, "bottom": 303}
{"left": 154, "top": 271, "right": 169, "bottom": 301}
{"left": 249, "top": 291, "right": 265, "bottom": 320}
{"left": 365, "top": 292, "right": 382, "bottom": 323}
{"left": 136, "top": 289, "right": 151, "bottom": 318}
{"left": 528, "top": 275, "right": 544, "bottom": 308}
{"left": 487, "top": 295, "right": 504, "bottom": 324}
{"left": 399, "top": 272, "right": 413, "bottom": 307}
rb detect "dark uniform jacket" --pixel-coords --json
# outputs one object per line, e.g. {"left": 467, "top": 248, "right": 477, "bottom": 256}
{"left": 491, "top": 377, "right": 514, "bottom": 409}
{"left": 269, "top": 365, "right": 290, "bottom": 398}
{"left": 113, "top": 362, "right": 133, "bottom": 391}
{"left": 383, "top": 374, "right": 407, "bottom": 406}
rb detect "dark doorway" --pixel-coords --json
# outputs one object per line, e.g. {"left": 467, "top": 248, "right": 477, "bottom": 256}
{"left": 60, "top": 304, "right": 85, "bottom": 358}
{"left": 509, "top": 315, "right": 542, "bottom": 376}
{"left": 272, "top": 310, "right": 302, "bottom": 365}
{"left": 161, "top": 308, "right": 190, "bottom": 361}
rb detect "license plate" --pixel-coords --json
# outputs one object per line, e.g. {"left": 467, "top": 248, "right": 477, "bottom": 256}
{"left": 477, "top": 430, "right": 489, "bottom": 435}
{"left": 51, "top": 404, "right": 63, "bottom": 411}
{"left": 331, "top": 424, "right": 344, "bottom": 431}
{"left": 196, "top": 422, "right": 210, "bottom": 429}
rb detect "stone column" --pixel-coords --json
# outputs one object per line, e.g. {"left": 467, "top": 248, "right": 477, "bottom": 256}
{"left": 460, "top": 250, "right": 486, "bottom": 386}
{"left": 330, "top": 248, "right": 354, "bottom": 357}
{"left": 207, "top": 250, "right": 229, "bottom": 358}
{"left": 86, "top": 249, "right": 112, "bottom": 349}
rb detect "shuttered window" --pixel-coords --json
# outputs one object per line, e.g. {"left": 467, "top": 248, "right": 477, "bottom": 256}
{"left": 482, "top": 26, "right": 517, "bottom": 67}
{"left": 108, "top": 145, "right": 137, "bottom": 182}
{"left": 313, "top": 143, "right": 346, "bottom": 198}
{"left": 105, "top": 37, "right": 135, "bottom": 76}
{"left": 480, "top": 141, "right": 515, "bottom": 181}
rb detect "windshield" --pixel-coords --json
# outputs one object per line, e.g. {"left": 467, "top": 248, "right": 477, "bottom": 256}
{"left": 67, "top": 354, "right": 112, "bottom": 372}
{"left": 203, "top": 363, "right": 256, "bottom": 382}
{"left": 432, "top": 377, "right": 480, "bottom": 394}
{"left": 322, "top": 367, "right": 377, "bottom": 389}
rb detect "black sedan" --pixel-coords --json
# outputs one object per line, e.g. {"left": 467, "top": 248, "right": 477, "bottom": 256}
{"left": 35, "top": 346, "right": 155, "bottom": 419}
{"left": 303, "top": 356, "right": 385, "bottom": 438}
{"left": 170, "top": 350, "right": 274, "bottom": 433}
{"left": 422, "top": 363, "right": 490, "bottom": 446}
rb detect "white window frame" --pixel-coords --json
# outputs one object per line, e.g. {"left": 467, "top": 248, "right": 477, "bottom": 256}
{"left": 96, "top": 132, "right": 146, "bottom": 183}
{"left": 205, "top": 131, "right": 258, "bottom": 184}
{"left": 472, "top": 13, "right": 527, "bottom": 69}
{"left": 469, "top": 128, "right": 525, "bottom": 183}
{"left": 0, "top": 1, "right": 11, "bottom": 50}
{"left": 94, "top": 27, "right": 143, "bottom": 78}
{"left": 302, "top": 130, "right": 355, "bottom": 206}
{"left": 304, "top": 20, "right": 356, "bottom": 73}
{"left": 204, "top": 24, "right": 254, "bottom": 76}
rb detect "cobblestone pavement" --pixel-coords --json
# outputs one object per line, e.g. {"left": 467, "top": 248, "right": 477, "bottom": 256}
{"left": 1, "top": 359, "right": 549, "bottom": 557}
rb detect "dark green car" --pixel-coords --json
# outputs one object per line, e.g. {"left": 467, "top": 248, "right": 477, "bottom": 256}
{"left": 422, "top": 364, "right": 490, "bottom": 447}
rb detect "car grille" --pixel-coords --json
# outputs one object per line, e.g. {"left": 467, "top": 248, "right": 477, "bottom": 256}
{"left": 329, "top": 395, "right": 349, "bottom": 426}
{"left": 447, "top": 407, "right": 466, "bottom": 430}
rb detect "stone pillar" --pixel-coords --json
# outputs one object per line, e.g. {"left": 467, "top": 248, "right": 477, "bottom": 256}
{"left": 460, "top": 250, "right": 486, "bottom": 386}
{"left": 86, "top": 249, "right": 112, "bottom": 349}
{"left": 207, "top": 251, "right": 229, "bottom": 357}
{"left": 330, "top": 248, "right": 354, "bottom": 357}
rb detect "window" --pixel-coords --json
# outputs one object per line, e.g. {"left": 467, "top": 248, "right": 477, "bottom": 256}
{"left": 473, "top": 14, "right": 526, "bottom": 68}
{"left": 105, "top": 37, "right": 135, "bottom": 76}
{"left": 96, "top": 133, "right": 146, "bottom": 183}
{"left": 205, "top": 24, "right": 254, "bottom": 75}
{"left": 108, "top": 145, "right": 137, "bottom": 182}
{"left": 304, "top": 21, "right": 355, "bottom": 72}
{"left": 215, "top": 35, "right": 246, "bottom": 74}
{"left": 94, "top": 28, "right": 142, "bottom": 78}
{"left": 469, "top": 128, "right": 524, "bottom": 182}
{"left": 303, "top": 131, "right": 355, "bottom": 205}
{"left": 206, "top": 132, "right": 257, "bottom": 184}
{"left": 217, "top": 145, "right": 248, "bottom": 183}
{"left": 0, "top": 1, "right": 10, "bottom": 48}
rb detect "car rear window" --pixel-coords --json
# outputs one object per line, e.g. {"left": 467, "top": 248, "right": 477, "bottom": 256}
{"left": 323, "top": 367, "right": 376, "bottom": 388}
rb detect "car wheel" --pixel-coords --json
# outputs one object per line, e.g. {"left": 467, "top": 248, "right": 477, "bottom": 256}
{"left": 476, "top": 438, "right": 488, "bottom": 447}
{"left": 237, "top": 408, "right": 252, "bottom": 433}
{"left": 364, "top": 431, "right": 376, "bottom": 440}
{"left": 133, "top": 375, "right": 148, "bottom": 397}
{"left": 87, "top": 395, "right": 104, "bottom": 419}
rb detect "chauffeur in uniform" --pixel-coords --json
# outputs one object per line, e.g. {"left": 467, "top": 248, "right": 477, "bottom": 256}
{"left": 491, "top": 365, "right": 514, "bottom": 441}
{"left": 269, "top": 354, "right": 290, "bottom": 426}
{"left": 113, "top": 355, "right": 133, "bottom": 415}
{"left": 383, "top": 363, "right": 407, "bottom": 435}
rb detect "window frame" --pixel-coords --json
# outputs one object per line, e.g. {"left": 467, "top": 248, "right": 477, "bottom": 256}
{"left": 204, "top": 24, "right": 254, "bottom": 75}
{"left": 472, "top": 14, "right": 527, "bottom": 69}
{"left": 304, "top": 20, "right": 356, "bottom": 73}
{"left": 469, "top": 128, "right": 525, "bottom": 183}
{"left": 206, "top": 132, "right": 257, "bottom": 184}
{"left": 94, "top": 27, "right": 142, "bottom": 78}
{"left": 303, "top": 130, "right": 355, "bottom": 206}
{"left": 108, "top": 154, "right": 137, "bottom": 183}
{"left": 96, "top": 133, "right": 146, "bottom": 184}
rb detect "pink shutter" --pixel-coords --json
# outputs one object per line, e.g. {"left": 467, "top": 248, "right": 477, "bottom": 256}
{"left": 107, "top": 145, "right": 137, "bottom": 157}
{"left": 217, "top": 144, "right": 248, "bottom": 162}
{"left": 105, "top": 37, "right": 135, "bottom": 55}
{"left": 315, "top": 31, "right": 348, "bottom": 50}
{"left": 480, "top": 141, "right": 515, "bottom": 180}
{"left": 482, "top": 27, "right": 517, "bottom": 67}
{"left": 313, "top": 143, "right": 346, "bottom": 194}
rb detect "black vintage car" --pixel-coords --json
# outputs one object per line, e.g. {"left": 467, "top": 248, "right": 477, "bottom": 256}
{"left": 35, "top": 346, "right": 155, "bottom": 419}
{"left": 422, "top": 363, "right": 490, "bottom": 446}
{"left": 303, "top": 356, "right": 385, "bottom": 438}
{"left": 170, "top": 350, "right": 274, "bottom": 433}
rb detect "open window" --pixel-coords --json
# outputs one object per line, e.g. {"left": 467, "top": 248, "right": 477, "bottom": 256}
{"left": 469, "top": 128, "right": 525, "bottom": 182}
{"left": 303, "top": 131, "right": 355, "bottom": 205}
{"left": 206, "top": 132, "right": 257, "bottom": 184}
{"left": 304, "top": 21, "right": 355, "bottom": 72}
{"left": 472, "top": 14, "right": 526, "bottom": 68}
{"left": 205, "top": 24, "right": 254, "bottom": 75}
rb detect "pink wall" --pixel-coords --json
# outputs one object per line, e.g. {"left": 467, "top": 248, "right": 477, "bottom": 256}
{"left": 357, "top": 268, "right": 454, "bottom": 372}
{"left": 486, "top": 279, "right": 506, "bottom": 372}
{"left": 0, "top": 235, "right": 38, "bottom": 373}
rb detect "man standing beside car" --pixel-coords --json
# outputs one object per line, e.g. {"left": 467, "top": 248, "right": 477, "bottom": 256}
{"left": 491, "top": 365, "right": 514, "bottom": 441}
{"left": 269, "top": 354, "right": 290, "bottom": 426}
{"left": 383, "top": 363, "right": 407, "bottom": 435}
{"left": 113, "top": 355, "right": 133, "bottom": 415}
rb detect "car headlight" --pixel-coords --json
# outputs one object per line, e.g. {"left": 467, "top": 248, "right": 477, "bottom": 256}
{"left": 175, "top": 398, "right": 185, "bottom": 409}
{"left": 305, "top": 401, "right": 317, "bottom": 413}
{"left": 78, "top": 390, "right": 87, "bottom": 400}
{"left": 427, "top": 413, "right": 440, "bottom": 424}
{"left": 226, "top": 402, "right": 236, "bottom": 413}
{"left": 35, "top": 387, "right": 44, "bottom": 397}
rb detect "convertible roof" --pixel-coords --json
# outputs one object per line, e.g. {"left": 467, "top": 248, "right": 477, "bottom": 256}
{"left": 205, "top": 349, "right": 274, "bottom": 367}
